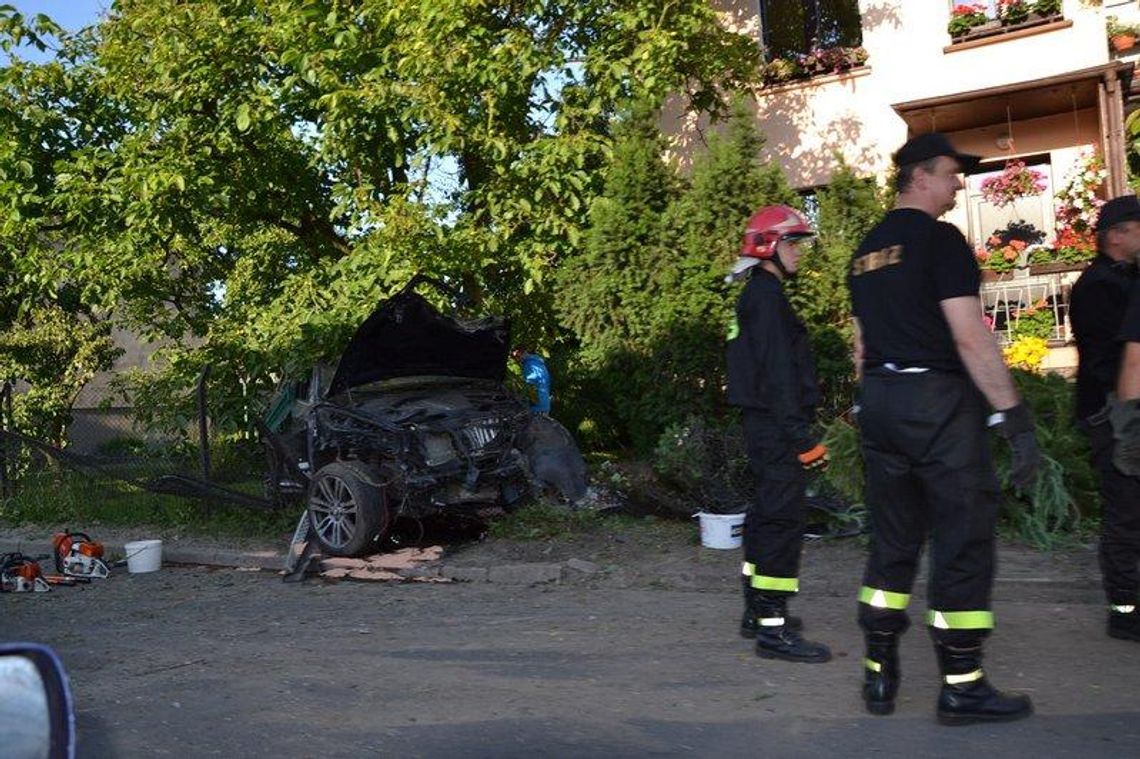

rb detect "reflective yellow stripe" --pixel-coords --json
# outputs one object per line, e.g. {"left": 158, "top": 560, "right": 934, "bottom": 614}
{"left": 864, "top": 658, "right": 882, "bottom": 673}
{"left": 944, "top": 669, "right": 984, "bottom": 685}
{"left": 927, "top": 610, "right": 994, "bottom": 630}
{"left": 1112, "top": 604, "right": 1136, "bottom": 614}
{"left": 751, "top": 574, "right": 799, "bottom": 592}
{"left": 741, "top": 562, "right": 756, "bottom": 577}
{"left": 858, "top": 586, "right": 911, "bottom": 610}
{"left": 758, "top": 617, "right": 785, "bottom": 627}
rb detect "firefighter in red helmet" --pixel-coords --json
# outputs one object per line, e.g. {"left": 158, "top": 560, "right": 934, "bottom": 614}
{"left": 725, "top": 204, "right": 831, "bottom": 663}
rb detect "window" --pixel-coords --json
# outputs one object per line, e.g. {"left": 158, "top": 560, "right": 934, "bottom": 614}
{"left": 759, "top": 0, "right": 863, "bottom": 60}
{"left": 798, "top": 188, "right": 820, "bottom": 225}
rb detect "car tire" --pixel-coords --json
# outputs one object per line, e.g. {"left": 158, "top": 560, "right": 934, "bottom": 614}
{"left": 306, "top": 461, "right": 390, "bottom": 557}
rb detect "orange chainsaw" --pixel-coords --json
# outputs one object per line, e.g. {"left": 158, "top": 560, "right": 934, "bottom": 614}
{"left": 51, "top": 530, "right": 110, "bottom": 579}
{"left": 0, "top": 553, "right": 51, "bottom": 593}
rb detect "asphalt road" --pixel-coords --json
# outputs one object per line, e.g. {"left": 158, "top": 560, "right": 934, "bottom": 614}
{"left": 4, "top": 543, "right": 1139, "bottom": 758}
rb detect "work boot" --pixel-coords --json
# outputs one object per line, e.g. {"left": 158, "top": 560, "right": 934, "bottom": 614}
{"left": 934, "top": 643, "right": 1032, "bottom": 726}
{"left": 862, "top": 632, "right": 900, "bottom": 716}
{"left": 1107, "top": 606, "right": 1140, "bottom": 642}
{"left": 740, "top": 583, "right": 802, "bottom": 638}
{"left": 753, "top": 596, "right": 830, "bottom": 663}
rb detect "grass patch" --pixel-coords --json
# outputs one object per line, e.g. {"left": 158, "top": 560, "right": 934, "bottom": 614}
{"left": 489, "top": 502, "right": 676, "bottom": 542}
{"left": 0, "top": 468, "right": 296, "bottom": 539}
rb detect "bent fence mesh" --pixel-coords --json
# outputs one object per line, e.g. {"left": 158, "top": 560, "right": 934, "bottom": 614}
{"left": 0, "top": 378, "right": 275, "bottom": 516}
{"left": 658, "top": 419, "right": 865, "bottom": 539}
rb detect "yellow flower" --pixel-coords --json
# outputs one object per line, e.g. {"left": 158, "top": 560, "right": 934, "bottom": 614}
{"left": 1002, "top": 337, "right": 1049, "bottom": 372}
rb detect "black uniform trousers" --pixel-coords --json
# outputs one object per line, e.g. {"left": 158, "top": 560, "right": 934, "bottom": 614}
{"left": 1085, "top": 417, "right": 1140, "bottom": 606}
{"left": 857, "top": 369, "right": 1002, "bottom": 646}
{"left": 741, "top": 408, "right": 807, "bottom": 596}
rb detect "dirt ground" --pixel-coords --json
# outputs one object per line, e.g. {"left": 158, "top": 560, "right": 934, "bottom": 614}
{"left": 4, "top": 517, "right": 1138, "bottom": 758}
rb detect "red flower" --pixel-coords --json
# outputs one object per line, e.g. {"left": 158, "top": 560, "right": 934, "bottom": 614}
{"left": 952, "top": 3, "right": 987, "bottom": 16}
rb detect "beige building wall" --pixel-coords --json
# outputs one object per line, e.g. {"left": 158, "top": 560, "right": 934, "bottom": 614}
{"left": 667, "top": 0, "right": 1131, "bottom": 191}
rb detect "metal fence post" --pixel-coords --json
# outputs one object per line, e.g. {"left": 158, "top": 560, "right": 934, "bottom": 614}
{"left": 0, "top": 381, "right": 11, "bottom": 498}
{"left": 196, "top": 365, "right": 211, "bottom": 482}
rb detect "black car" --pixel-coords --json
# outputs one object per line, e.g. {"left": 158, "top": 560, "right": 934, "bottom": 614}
{"left": 262, "top": 276, "right": 586, "bottom": 557}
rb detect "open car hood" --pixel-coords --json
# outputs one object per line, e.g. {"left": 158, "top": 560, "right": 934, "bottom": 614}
{"left": 327, "top": 277, "right": 510, "bottom": 397}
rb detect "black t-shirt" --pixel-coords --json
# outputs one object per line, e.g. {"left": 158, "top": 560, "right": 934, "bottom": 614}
{"left": 1070, "top": 255, "right": 1135, "bottom": 419}
{"left": 848, "top": 208, "right": 980, "bottom": 373}
{"left": 1119, "top": 278, "right": 1140, "bottom": 344}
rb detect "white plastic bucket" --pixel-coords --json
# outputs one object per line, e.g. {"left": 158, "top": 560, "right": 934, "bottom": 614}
{"left": 695, "top": 512, "right": 745, "bottom": 550}
{"left": 124, "top": 540, "right": 163, "bottom": 574}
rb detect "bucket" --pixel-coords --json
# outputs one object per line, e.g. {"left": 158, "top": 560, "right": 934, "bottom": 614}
{"left": 695, "top": 512, "right": 745, "bottom": 550}
{"left": 124, "top": 540, "right": 163, "bottom": 574}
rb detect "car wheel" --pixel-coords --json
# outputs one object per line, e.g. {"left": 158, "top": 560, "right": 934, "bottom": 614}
{"left": 307, "top": 461, "right": 390, "bottom": 557}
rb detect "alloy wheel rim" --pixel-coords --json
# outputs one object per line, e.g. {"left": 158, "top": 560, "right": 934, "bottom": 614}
{"left": 310, "top": 476, "right": 359, "bottom": 548}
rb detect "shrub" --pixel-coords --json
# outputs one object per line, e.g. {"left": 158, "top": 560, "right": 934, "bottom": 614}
{"left": 820, "top": 415, "right": 863, "bottom": 506}
{"left": 820, "top": 369, "right": 1098, "bottom": 548}
{"left": 987, "top": 370, "right": 1097, "bottom": 547}
{"left": 788, "top": 159, "right": 885, "bottom": 419}
{"left": 651, "top": 414, "right": 751, "bottom": 513}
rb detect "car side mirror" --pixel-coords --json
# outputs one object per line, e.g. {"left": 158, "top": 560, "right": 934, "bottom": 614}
{"left": 0, "top": 643, "right": 76, "bottom": 759}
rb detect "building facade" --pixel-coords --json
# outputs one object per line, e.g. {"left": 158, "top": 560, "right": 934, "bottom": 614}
{"left": 667, "top": 0, "right": 1140, "bottom": 370}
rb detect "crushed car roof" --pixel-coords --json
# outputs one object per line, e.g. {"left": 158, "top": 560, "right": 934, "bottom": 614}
{"left": 327, "top": 277, "right": 511, "bottom": 397}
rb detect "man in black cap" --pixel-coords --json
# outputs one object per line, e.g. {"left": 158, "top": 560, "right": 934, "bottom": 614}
{"left": 1082, "top": 195, "right": 1140, "bottom": 642}
{"left": 847, "top": 132, "right": 1039, "bottom": 725}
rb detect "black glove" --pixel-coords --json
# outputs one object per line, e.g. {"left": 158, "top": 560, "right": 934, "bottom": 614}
{"left": 992, "top": 403, "right": 1040, "bottom": 491}
{"left": 1109, "top": 397, "right": 1140, "bottom": 476}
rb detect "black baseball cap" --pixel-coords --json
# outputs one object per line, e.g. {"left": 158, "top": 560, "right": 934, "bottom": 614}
{"left": 1096, "top": 195, "right": 1140, "bottom": 232}
{"left": 893, "top": 132, "right": 981, "bottom": 171}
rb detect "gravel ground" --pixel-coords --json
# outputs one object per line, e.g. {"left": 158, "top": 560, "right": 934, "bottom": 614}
{"left": 5, "top": 516, "right": 1131, "bottom": 758}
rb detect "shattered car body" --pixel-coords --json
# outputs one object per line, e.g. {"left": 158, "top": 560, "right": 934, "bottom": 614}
{"left": 263, "top": 276, "right": 587, "bottom": 557}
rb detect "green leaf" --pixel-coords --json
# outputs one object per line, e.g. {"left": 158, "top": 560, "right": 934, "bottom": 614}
{"left": 235, "top": 103, "right": 251, "bottom": 132}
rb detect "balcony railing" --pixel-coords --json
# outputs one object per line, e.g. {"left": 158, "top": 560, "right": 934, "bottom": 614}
{"left": 980, "top": 271, "right": 1071, "bottom": 345}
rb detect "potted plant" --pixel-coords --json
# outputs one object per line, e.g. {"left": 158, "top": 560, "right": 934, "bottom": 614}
{"left": 798, "top": 46, "right": 869, "bottom": 77}
{"left": 1047, "top": 147, "right": 1105, "bottom": 271}
{"left": 1031, "top": 0, "right": 1062, "bottom": 20}
{"left": 979, "top": 160, "right": 1048, "bottom": 207}
{"left": 761, "top": 57, "right": 803, "bottom": 86}
{"left": 1108, "top": 16, "right": 1140, "bottom": 52}
{"left": 978, "top": 220, "right": 1046, "bottom": 279}
{"left": 948, "top": 3, "right": 990, "bottom": 38}
{"left": 999, "top": 0, "right": 1031, "bottom": 26}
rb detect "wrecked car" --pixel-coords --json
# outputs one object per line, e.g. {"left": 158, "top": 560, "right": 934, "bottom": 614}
{"left": 262, "top": 275, "right": 588, "bottom": 557}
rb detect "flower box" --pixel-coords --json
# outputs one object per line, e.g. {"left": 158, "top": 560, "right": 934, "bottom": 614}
{"left": 1028, "top": 261, "right": 1089, "bottom": 276}
{"left": 1107, "top": 16, "right": 1140, "bottom": 53}
{"left": 949, "top": 12, "right": 1064, "bottom": 44}
{"left": 959, "top": 20, "right": 1002, "bottom": 39}
{"left": 760, "top": 46, "right": 869, "bottom": 87}
{"left": 980, "top": 269, "right": 1016, "bottom": 283}
{"left": 1112, "top": 34, "right": 1138, "bottom": 53}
